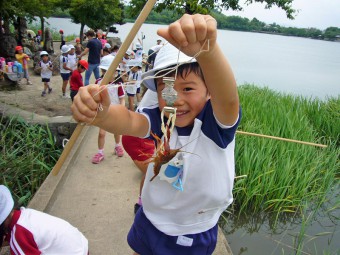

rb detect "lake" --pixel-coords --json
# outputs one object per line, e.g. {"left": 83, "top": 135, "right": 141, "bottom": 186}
{"left": 45, "top": 17, "right": 340, "bottom": 101}
{"left": 45, "top": 17, "right": 339, "bottom": 254}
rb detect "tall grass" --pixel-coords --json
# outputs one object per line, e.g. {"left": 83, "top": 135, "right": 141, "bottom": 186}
{"left": 0, "top": 116, "right": 61, "bottom": 205}
{"left": 232, "top": 85, "right": 339, "bottom": 218}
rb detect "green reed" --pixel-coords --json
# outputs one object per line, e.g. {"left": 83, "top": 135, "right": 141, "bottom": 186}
{"left": 232, "top": 85, "right": 339, "bottom": 218}
{"left": 0, "top": 116, "right": 61, "bottom": 205}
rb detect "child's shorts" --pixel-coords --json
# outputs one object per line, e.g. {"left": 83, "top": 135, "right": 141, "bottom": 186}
{"left": 127, "top": 93, "right": 135, "bottom": 97}
{"left": 136, "top": 87, "right": 141, "bottom": 93}
{"left": 122, "top": 135, "right": 154, "bottom": 161}
{"left": 60, "top": 73, "right": 70, "bottom": 81}
{"left": 127, "top": 207, "right": 218, "bottom": 255}
{"left": 42, "top": 78, "right": 50, "bottom": 82}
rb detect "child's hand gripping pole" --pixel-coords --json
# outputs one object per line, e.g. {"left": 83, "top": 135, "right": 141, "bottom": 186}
{"left": 51, "top": 0, "right": 157, "bottom": 176}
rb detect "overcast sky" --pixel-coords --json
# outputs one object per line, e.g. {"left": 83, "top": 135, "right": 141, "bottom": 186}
{"left": 223, "top": 0, "right": 340, "bottom": 29}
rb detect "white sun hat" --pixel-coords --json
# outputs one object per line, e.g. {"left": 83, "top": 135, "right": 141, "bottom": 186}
{"left": 61, "top": 45, "right": 70, "bottom": 54}
{"left": 40, "top": 51, "right": 48, "bottom": 56}
{"left": 68, "top": 44, "right": 75, "bottom": 50}
{"left": 0, "top": 185, "right": 14, "bottom": 225}
{"left": 141, "top": 43, "right": 197, "bottom": 91}
{"left": 104, "top": 43, "right": 111, "bottom": 49}
{"left": 99, "top": 55, "right": 115, "bottom": 71}
{"left": 135, "top": 43, "right": 142, "bottom": 49}
{"left": 127, "top": 59, "right": 142, "bottom": 68}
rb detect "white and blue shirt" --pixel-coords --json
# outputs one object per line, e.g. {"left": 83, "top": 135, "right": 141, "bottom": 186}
{"left": 139, "top": 101, "right": 241, "bottom": 236}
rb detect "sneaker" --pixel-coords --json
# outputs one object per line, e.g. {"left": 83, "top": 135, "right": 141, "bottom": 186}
{"left": 114, "top": 145, "right": 124, "bottom": 157}
{"left": 92, "top": 153, "right": 104, "bottom": 164}
{"left": 134, "top": 203, "right": 141, "bottom": 215}
{"left": 62, "top": 94, "right": 71, "bottom": 99}
{"left": 41, "top": 91, "right": 46, "bottom": 97}
{"left": 27, "top": 81, "right": 32, "bottom": 85}
{"left": 48, "top": 87, "right": 52, "bottom": 94}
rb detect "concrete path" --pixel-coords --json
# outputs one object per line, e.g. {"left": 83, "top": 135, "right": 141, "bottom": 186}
{"left": 28, "top": 125, "right": 233, "bottom": 254}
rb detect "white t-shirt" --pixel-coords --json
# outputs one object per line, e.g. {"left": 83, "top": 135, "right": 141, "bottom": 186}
{"left": 10, "top": 208, "right": 88, "bottom": 255}
{"left": 67, "top": 54, "right": 77, "bottom": 71}
{"left": 39, "top": 60, "right": 52, "bottom": 79}
{"left": 59, "top": 55, "right": 70, "bottom": 74}
{"left": 139, "top": 101, "right": 241, "bottom": 236}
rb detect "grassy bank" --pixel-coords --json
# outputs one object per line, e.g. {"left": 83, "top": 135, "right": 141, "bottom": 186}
{"left": 232, "top": 84, "right": 339, "bottom": 219}
{"left": 0, "top": 116, "right": 61, "bottom": 205}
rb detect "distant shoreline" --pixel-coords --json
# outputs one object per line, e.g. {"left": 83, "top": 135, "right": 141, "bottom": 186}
{"left": 49, "top": 16, "right": 340, "bottom": 43}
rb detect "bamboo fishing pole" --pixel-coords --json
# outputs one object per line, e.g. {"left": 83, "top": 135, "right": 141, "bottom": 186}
{"left": 236, "top": 130, "right": 327, "bottom": 148}
{"left": 52, "top": 0, "right": 157, "bottom": 176}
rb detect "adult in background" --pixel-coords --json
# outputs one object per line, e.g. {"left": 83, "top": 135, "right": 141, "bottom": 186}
{"left": 78, "top": 30, "right": 103, "bottom": 85}
{"left": 145, "top": 38, "right": 163, "bottom": 71}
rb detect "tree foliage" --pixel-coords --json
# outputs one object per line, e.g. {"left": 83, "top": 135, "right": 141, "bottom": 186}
{"left": 69, "top": 0, "right": 124, "bottom": 40}
{"left": 128, "top": 0, "right": 296, "bottom": 18}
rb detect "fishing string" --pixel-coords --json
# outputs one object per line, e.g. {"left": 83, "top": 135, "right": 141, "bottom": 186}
{"left": 86, "top": 39, "right": 210, "bottom": 125}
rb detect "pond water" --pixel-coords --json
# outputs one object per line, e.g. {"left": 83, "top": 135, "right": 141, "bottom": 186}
{"left": 45, "top": 17, "right": 340, "bottom": 101}
{"left": 44, "top": 18, "right": 340, "bottom": 254}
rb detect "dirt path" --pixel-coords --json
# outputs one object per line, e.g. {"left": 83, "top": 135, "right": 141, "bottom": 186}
{"left": 0, "top": 42, "right": 97, "bottom": 117}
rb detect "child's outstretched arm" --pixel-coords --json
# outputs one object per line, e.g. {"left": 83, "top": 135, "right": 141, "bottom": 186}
{"left": 158, "top": 14, "right": 239, "bottom": 126}
{"left": 71, "top": 85, "right": 148, "bottom": 136}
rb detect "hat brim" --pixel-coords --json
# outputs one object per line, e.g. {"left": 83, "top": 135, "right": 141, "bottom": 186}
{"left": 141, "top": 43, "right": 196, "bottom": 91}
{"left": 0, "top": 185, "right": 14, "bottom": 225}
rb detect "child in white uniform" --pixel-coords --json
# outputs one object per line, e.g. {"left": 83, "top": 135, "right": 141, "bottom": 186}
{"left": 0, "top": 185, "right": 88, "bottom": 254}
{"left": 71, "top": 14, "right": 240, "bottom": 255}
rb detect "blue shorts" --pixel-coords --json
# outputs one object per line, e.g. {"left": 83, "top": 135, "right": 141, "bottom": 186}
{"left": 127, "top": 207, "right": 218, "bottom": 255}
{"left": 42, "top": 78, "right": 50, "bottom": 82}
{"left": 60, "top": 72, "right": 70, "bottom": 81}
{"left": 136, "top": 87, "right": 141, "bottom": 93}
{"left": 127, "top": 93, "right": 135, "bottom": 97}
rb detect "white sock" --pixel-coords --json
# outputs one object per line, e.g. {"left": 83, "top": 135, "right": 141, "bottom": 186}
{"left": 98, "top": 149, "right": 104, "bottom": 155}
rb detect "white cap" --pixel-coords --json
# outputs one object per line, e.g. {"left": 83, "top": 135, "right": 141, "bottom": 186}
{"left": 99, "top": 55, "right": 115, "bottom": 71}
{"left": 104, "top": 43, "right": 111, "bottom": 49}
{"left": 40, "top": 51, "right": 48, "bottom": 56}
{"left": 0, "top": 185, "right": 14, "bottom": 225}
{"left": 61, "top": 45, "right": 70, "bottom": 54}
{"left": 142, "top": 43, "right": 196, "bottom": 91}
{"left": 125, "top": 50, "right": 132, "bottom": 56}
{"left": 157, "top": 37, "right": 162, "bottom": 42}
{"left": 68, "top": 45, "right": 75, "bottom": 50}
{"left": 135, "top": 43, "right": 142, "bottom": 49}
{"left": 127, "top": 59, "right": 142, "bottom": 67}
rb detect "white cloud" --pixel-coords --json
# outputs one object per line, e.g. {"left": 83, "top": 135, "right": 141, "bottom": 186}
{"left": 223, "top": 0, "right": 340, "bottom": 29}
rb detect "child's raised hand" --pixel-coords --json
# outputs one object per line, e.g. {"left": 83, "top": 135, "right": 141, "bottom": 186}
{"left": 157, "top": 14, "right": 217, "bottom": 57}
{"left": 71, "top": 84, "right": 111, "bottom": 125}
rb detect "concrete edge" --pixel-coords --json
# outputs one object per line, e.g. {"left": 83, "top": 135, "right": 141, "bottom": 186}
{"left": 0, "top": 102, "right": 74, "bottom": 124}
{"left": 28, "top": 125, "right": 90, "bottom": 211}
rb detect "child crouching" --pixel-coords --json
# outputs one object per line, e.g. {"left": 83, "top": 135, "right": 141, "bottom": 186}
{"left": 0, "top": 185, "right": 88, "bottom": 254}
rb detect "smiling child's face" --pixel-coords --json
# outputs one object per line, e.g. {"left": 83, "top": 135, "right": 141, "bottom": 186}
{"left": 156, "top": 72, "right": 210, "bottom": 128}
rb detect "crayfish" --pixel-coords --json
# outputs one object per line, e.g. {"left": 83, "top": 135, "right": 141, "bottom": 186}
{"left": 146, "top": 127, "right": 181, "bottom": 182}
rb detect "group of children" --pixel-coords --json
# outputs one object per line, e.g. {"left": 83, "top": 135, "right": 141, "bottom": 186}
{"left": 2, "top": 13, "right": 241, "bottom": 255}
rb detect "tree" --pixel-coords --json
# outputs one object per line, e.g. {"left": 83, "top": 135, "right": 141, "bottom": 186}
{"left": 23, "top": 0, "right": 60, "bottom": 42}
{"left": 69, "top": 0, "right": 124, "bottom": 42}
{"left": 128, "top": 0, "right": 296, "bottom": 18}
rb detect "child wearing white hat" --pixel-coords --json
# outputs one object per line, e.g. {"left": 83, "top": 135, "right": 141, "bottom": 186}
{"left": 67, "top": 44, "right": 78, "bottom": 71}
{"left": 71, "top": 14, "right": 240, "bottom": 255}
{"left": 60, "top": 44, "right": 73, "bottom": 98}
{"left": 126, "top": 59, "right": 143, "bottom": 111}
{"left": 0, "top": 185, "right": 88, "bottom": 254}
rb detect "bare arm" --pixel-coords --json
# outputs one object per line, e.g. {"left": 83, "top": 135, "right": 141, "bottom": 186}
{"left": 71, "top": 85, "right": 149, "bottom": 137}
{"left": 78, "top": 48, "right": 89, "bottom": 58}
{"left": 158, "top": 14, "right": 239, "bottom": 126}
